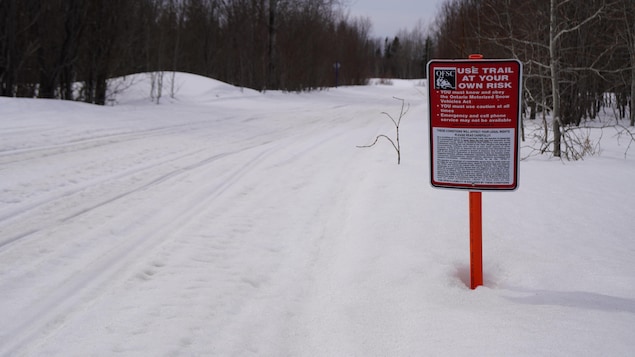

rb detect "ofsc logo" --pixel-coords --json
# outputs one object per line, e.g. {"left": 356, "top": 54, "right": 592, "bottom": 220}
{"left": 434, "top": 68, "right": 456, "bottom": 90}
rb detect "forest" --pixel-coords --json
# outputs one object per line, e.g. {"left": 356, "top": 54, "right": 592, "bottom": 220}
{"left": 434, "top": 0, "right": 634, "bottom": 157}
{"left": 0, "top": 0, "right": 633, "bottom": 157}
{"left": 0, "top": 0, "right": 412, "bottom": 103}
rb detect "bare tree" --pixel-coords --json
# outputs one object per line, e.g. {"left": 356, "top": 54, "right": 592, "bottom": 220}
{"left": 614, "top": 0, "right": 635, "bottom": 126}
{"left": 81, "top": 0, "right": 129, "bottom": 105}
{"left": 0, "top": 0, "right": 40, "bottom": 97}
{"left": 267, "top": 0, "right": 278, "bottom": 89}
{"left": 440, "top": 0, "right": 626, "bottom": 158}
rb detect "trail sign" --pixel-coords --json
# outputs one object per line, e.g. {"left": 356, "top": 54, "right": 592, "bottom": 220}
{"left": 427, "top": 59, "right": 522, "bottom": 191}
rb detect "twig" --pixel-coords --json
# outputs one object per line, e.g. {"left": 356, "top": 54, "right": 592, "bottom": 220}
{"left": 357, "top": 97, "right": 409, "bottom": 164}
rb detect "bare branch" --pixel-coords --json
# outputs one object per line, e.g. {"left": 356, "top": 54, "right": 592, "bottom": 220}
{"left": 614, "top": 124, "right": 635, "bottom": 158}
{"left": 357, "top": 134, "right": 398, "bottom": 152}
{"left": 553, "top": 2, "right": 605, "bottom": 43}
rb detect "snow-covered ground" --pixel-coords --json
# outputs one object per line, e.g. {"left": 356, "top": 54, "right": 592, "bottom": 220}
{"left": 1, "top": 73, "right": 634, "bottom": 356}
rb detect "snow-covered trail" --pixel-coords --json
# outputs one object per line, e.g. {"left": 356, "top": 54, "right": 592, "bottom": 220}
{"left": 2, "top": 75, "right": 635, "bottom": 356}
{"left": 0, "top": 82, "right": 425, "bottom": 356}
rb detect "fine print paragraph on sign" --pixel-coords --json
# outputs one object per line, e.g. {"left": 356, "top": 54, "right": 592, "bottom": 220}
{"left": 433, "top": 128, "right": 513, "bottom": 185}
{"left": 427, "top": 59, "right": 522, "bottom": 190}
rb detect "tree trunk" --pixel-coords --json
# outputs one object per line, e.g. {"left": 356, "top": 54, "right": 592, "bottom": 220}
{"left": 1, "top": 0, "right": 16, "bottom": 96}
{"left": 267, "top": 0, "right": 277, "bottom": 90}
{"left": 631, "top": 40, "right": 635, "bottom": 126}
{"left": 550, "top": 0, "right": 561, "bottom": 157}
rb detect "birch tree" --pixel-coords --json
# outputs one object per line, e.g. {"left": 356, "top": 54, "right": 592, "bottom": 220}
{"left": 548, "top": 0, "right": 607, "bottom": 156}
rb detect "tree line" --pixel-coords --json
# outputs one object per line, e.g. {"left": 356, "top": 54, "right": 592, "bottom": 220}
{"left": 0, "top": 0, "right": 437, "bottom": 104}
{"left": 0, "top": 0, "right": 374, "bottom": 103}
{"left": 432, "top": 0, "right": 634, "bottom": 157}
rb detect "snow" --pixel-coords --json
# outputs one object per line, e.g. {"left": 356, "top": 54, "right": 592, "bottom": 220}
{"left": 1, "top": 72, "right": 634, "bottom": 356}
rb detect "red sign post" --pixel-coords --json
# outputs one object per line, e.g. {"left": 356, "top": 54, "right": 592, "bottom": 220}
{"left": 427, "top": 56, "right": 522, "bottom": 289}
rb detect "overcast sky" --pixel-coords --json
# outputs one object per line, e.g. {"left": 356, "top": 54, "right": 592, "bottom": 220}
{"left": 345, "top": 0, "right": 446, "bottom": 39}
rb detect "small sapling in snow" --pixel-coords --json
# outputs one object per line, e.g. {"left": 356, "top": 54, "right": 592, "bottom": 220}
{"left": 357, "top": 96, "right": 409, "bottom": 164}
